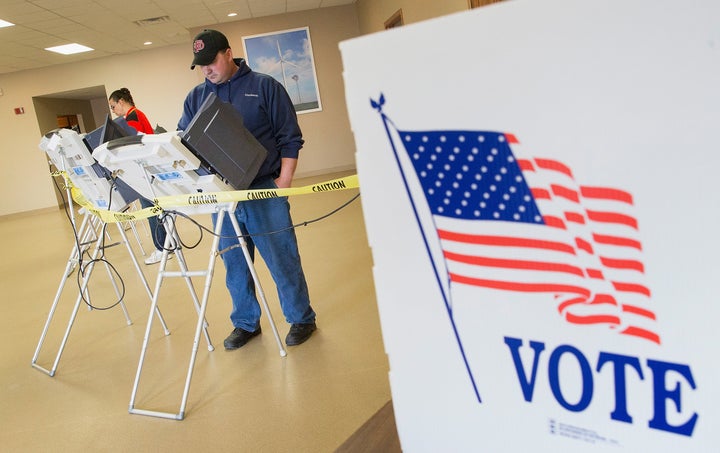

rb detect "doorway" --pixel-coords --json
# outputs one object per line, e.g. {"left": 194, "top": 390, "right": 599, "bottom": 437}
{"left": 56, "top": 114, "right": 84, "bottom": 133}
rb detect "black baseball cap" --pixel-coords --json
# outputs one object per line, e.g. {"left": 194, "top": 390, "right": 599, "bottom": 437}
{"left": 190, "top": 29, "right": 230, "bottom": 69}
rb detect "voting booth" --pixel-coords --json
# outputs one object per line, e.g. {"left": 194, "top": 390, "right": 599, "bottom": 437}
{"left": 341, "top": 0, "right": 719, "bottom": 450}
{"left": 90, "top": 97, "right": 284, "bottom": 420}
{"left": 34, "top": 94, "right": 282, "bottom": 420}
{"left": 39, "top": 127, "right": 129, "bottom": 211}
{"left": 33, "top": 127, "right": 168, "bottom": 378}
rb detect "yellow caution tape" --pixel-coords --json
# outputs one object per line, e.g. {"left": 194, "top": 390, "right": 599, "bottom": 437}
{"left": 55, "top": 172, "right": 359, "bottom": 224}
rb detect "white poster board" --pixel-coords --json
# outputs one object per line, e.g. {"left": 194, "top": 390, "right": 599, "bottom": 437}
{"left": 340, "top": 0, "right": 720, "bottom": 451}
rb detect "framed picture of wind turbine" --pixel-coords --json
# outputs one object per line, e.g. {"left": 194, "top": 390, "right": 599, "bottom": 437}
{"left": 242, "top": 27, "right": 322, "bottom": 114}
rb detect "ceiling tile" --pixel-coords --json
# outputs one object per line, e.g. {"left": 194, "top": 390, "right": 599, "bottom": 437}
{"left": 0, "top": 0, "right": 356, "bottom": 74}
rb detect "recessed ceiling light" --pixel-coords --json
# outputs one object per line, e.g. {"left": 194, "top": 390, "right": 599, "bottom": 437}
{"left": 144, "top": 41, "right": 153, "bottom": 45}
{"left": 45, "top": 43, "right": 94, "bottom": 55}
{"left": 228, "top": 13, "right": 237, "bottom": 17}
{"left": 0, "top": 19, "right": 15, "bottom": 28}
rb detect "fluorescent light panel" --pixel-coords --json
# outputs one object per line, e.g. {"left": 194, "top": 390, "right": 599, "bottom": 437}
{"left": 45, "top": 43, "right": 94, "bottom": 55}
{"left": 0, "top": 19, "right": 15, "bottom": 28}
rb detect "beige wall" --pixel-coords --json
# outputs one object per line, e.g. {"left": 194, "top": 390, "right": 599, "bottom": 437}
{"left": 356, "top": 0, "right": 469, "bottom": 33}
{"left": 0, "top": 1, "right": 475, "bottom": 216}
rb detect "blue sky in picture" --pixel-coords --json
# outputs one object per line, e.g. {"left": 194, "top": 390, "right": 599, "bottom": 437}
{"left": 243, "top": 28, "right": 319, "bottom": 107}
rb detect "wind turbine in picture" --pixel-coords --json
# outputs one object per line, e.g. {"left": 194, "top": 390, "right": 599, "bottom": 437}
{"left": 275, "top": 40, "right": 303, "bottom": 103}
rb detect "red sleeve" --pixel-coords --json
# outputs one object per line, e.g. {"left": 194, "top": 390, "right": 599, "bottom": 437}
{"left": 125, "top": 107, "right": 155, "bottom": 134}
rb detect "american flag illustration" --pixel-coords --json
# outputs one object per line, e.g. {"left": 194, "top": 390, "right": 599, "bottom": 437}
{"left": 372, "top": 94, "right": 660, "bottom": 399}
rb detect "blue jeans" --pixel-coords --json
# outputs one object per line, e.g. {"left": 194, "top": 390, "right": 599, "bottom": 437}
{"left": 139, "top": 197, "right": 166, "bottom": 251}
{"left": 112, "top": 176, "right": 165, "bottom": 251}
{"left": 213, "top": 177, "right": 315, "bottom": 331}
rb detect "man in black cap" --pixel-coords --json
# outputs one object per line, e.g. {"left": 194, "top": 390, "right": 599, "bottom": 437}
{"left": 178, "top": 29, "right": 317, "bottom": 349}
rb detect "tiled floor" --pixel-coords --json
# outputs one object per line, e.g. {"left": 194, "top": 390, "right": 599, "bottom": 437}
{"left": 0, "top": 171, "right": 391, "bottom": 452}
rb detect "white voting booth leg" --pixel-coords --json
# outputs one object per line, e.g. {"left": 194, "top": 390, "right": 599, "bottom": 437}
{"left": 120, "top": 216, "right": 148, "bottom": 258}
{"left": 31, "top": 210, "right": 95, "bottom": 376}
{"left": 128, "top": 203, "right": 286, "bottom": 420}
{"left": 32, "top": 215, "right": 132, "bottom": 376}
{"left": 31, "top": 191, "right": 170, "bottom": 377}
{"left": 123, "top": 200, "right": 149, "bottom": 257}
{"left": 31, "top": 211, "right": 170, "bottom": 376}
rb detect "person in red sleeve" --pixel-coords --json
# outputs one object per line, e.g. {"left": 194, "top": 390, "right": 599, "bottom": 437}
{"left": 108, "top": 87, "right": 168, "bottom": 264}
{"left": 108, "top": 87, "right": 154, "bottom": 134}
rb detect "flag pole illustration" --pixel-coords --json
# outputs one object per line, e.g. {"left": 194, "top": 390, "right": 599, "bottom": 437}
{"left": 372, "top": 94, "right": 483, "bottom": 402}
{"left": 371, "top": 93, "right": 660, "bottom": 402}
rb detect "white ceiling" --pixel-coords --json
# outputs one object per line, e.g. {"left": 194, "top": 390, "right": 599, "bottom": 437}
{"left": 0, "top": 0, "right": 356, "bottom": 75}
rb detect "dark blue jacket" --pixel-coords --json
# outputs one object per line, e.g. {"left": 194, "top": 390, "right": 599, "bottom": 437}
{"left": 178, "top": 58, "right": 304, "bottom": 182}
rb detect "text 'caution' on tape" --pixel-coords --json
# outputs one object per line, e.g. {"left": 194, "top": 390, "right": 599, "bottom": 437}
{"left": 55, "top": 172, "right": 359, "bottom": 224}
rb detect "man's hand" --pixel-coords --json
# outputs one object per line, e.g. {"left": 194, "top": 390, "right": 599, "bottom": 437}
{"left": 275, "top": 157, "right": 298, "bottom": 189}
